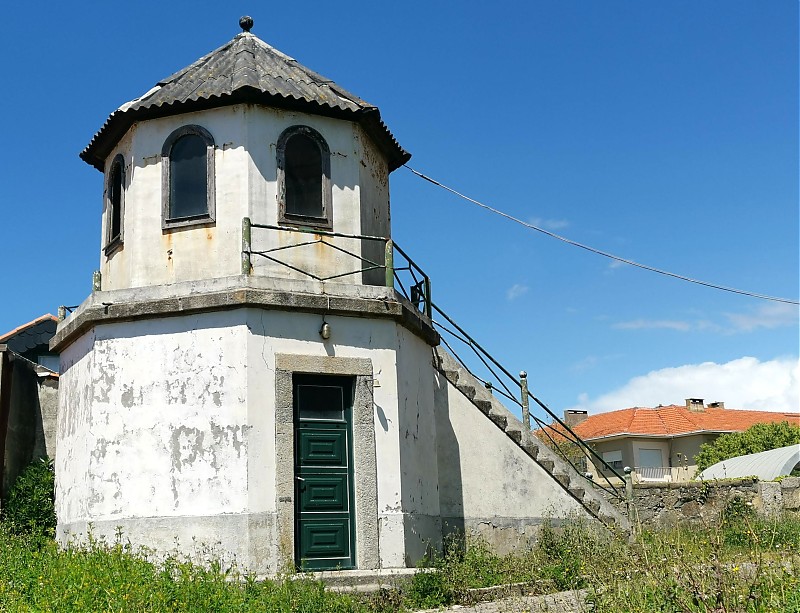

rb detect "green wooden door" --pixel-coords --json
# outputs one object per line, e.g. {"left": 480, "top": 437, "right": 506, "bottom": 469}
{"left": 294, "top": 375, "right": 355, "bottom": 570}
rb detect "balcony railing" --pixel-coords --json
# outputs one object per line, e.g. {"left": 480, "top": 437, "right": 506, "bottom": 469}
{"left": 635, "top": 466, "right": 672, "bottom": 482}
{"left": 240, "top": 218, "right": 431, "bottom": 318}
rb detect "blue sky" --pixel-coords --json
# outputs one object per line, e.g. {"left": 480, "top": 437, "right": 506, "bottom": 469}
{"left": 1, "top": 2, "right": 797, "bottom": 415}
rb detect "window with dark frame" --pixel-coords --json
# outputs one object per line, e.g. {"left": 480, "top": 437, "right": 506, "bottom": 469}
{"left": 105, "top": 154, "right": 125, "bottom": 252}
{"left": 277, "top": 126, "right": 331, "bottom": 228}
{"left": 161, "top": 125, "right": 216, "bottom": 229}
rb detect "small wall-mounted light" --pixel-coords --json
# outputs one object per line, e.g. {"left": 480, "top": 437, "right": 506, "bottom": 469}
{"left": 319, "top": 321, "right": 331, "bottom": 340}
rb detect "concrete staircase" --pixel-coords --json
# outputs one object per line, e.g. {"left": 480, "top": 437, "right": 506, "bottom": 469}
{"left": 433, "top": 347, "right": 630, "bottom": 536}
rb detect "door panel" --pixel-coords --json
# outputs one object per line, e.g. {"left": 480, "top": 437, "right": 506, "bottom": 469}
{"left": 297, "top": 429, "right": 347, "bottom": 466}
{"left": 298, "top": 519, "right": 351, "bottom": 560}
{"left": 294, "top": 375, "right": 355, "bottom": 570}
{"left": 298, "top": 474, "right": 349, "bottom": 512}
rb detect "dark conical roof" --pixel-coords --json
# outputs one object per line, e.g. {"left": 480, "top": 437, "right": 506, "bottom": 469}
{"left": 81, "top": 30, "right": 410, "bottom": 171}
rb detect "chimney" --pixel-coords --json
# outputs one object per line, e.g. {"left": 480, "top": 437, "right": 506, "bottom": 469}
{"left": 564, "top": 409, "right": 589, "bottom": 427}
{"left": 707, "top": 401, "right": 725, "bottom": 409}
{"left": 685, "top": 398, "right": 705, "bottom": 412}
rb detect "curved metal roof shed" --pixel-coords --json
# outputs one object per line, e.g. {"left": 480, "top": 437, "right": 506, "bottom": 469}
{"left": 698, "top": 444, "right": 800, "bottom": 481}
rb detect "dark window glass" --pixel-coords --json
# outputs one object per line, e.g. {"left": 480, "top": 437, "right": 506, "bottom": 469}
{"left": 285, "top": 134, "right": 323, "bottom": 218}
{"left": 297, "top": 384, "right": 345, "bottom": 421}
{"left": 169, "top": 135, "right": 207, "bottom": 219}
{"left": 109, "top": 160, "right": 123, "bottom": 240}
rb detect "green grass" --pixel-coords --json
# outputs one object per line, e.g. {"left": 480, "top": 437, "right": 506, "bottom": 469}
{"left": 0, "top": 529, "right": 369, "bottom": 612}
{"left": 1, "top": 511, "right": 798, "bottom": 611}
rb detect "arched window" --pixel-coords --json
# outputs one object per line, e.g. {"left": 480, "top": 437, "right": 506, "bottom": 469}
{"left": 162, "top": 125, "right": 216, "bottom": 228}
{"left": 277, "top": 126, "right": 331, "bottom": 228}
{"left": 105, "top": 154, "right": 125, "bottom": 253}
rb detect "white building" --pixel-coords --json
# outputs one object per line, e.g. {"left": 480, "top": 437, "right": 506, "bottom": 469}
{"left": 51, "top": 17, "right": 627, "bottom": 574}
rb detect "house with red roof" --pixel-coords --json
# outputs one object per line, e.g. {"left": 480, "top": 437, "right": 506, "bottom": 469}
{"left": 563, "top": 399, "right": 799, "bottom": 482}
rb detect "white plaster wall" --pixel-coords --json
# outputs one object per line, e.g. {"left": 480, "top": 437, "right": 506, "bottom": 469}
{"left": 56, "top": 329, "right": 96, "bottom": 523}
{"left": 242, "top": 308, "right": 412, "bottom": 567}
{"left": 57, "top": 306, "right": 438, "bottom": 570}
{"left": 356, "top": 125, "right": 391, "bottom": 286}
{"left": 435, "top": 373, "right": 588, "bottom": 524}
{"left": 57, "top": 312, "right": 250, "bottom": 525}
{"left": 99, "top": 105, "right": 392, "bottom": 291}
{"left": 101, "top": 107, "right": 248, "bottom": 291}
{"left": 394, "top": 326, "right": 441, "bottom": 562}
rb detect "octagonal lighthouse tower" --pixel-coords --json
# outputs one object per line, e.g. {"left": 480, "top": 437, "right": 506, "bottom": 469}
{"left": 52, "top": 18, "right": 442, "bottom": 573}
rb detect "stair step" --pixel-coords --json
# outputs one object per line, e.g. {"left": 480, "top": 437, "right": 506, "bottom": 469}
{"left": 520, "top": 438, "right": 540, "bottom": 459}
{"left": 505, "top": 427, "right": 522, "bottom": 443}
{"left": 586, "top": 499, "right": 601, "bottom": 514}
{"left": 568, "top": 487, "right": 585, "bottom": 500}
{"left": 598, "top": 513, "right": 615, "bottom": 527}
{"left": 553, "top": 473, "right": 570, "bottom": 487}
{"left": 489, "top": 412, "right": 507, "bottom": 429}
{"left": 442, "top": 369, "right": 459, "bottom": 383}
{"left": 456, "top": 384, "right": 476, "bottom": 399}
{"left": 539, "top": 459, "right": 555, "bottom": 472}
{"left": 474, "top": 399, "right": 493, "bottom": 414}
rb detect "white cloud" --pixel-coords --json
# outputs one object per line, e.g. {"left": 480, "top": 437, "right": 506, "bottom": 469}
{"left": 569, "top": 356, "right": 800, "bottom": 414}
{"left": 724, "top": 303, "right": 799, "bottom": 332}
{"left": 571, "top": 353, "right": 624, "bottom": 373}
{"left": 612, "top": 304, "right": 798, "bottom": 335}
{"left": 529, "top": 217, "right": 569, "bottom": 231}
{"left": 613, "top": 319, "right": 692, "bottom": 332}
{"left": 506, "top": 283, "right": 529, "bottom": 301}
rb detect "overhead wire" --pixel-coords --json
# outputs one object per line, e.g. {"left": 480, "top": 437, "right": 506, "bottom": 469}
{"left": 403, "top": 164, "right": 799, "bottom": 306}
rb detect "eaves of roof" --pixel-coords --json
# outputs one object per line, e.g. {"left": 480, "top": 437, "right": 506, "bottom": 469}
{"left": 583, "top": 429, "right": 741, "bottom": 443}
{"left": 0, "top": 314, "right": 58, "bottom": 345}
{"left": 80, "top": 32, "right": 410, "bottom": 172}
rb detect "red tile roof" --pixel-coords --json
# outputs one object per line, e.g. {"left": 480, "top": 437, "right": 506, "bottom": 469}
{"left": 569, "top": 405, "right": 800, "bottom": 440}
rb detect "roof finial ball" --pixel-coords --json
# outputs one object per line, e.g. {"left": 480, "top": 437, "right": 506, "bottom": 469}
{"left": 239, "top": 15, "right": 254, "bottom": 33}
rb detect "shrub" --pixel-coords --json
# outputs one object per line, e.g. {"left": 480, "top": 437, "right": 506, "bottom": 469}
{"left": 2, "top": 457, "right": 56, "bottom": 538}
{"left": 404, "top": 569, "right": 452, "bottom": 609}
{"left": 694, "top": 421, "right": 800, "bottom": 472}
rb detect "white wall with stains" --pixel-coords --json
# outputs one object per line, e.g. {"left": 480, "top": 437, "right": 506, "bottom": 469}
{"left": 433, "top": 370, "right": 590, "bottom": 554}
{"left": 100, "top": 105, "right": 391, "bottom": 292}
{"left": 55, "top": 306, "right": 440, "bottom": 572}
{"left": 56, "top": 311, "right": 250, "bottom": 526}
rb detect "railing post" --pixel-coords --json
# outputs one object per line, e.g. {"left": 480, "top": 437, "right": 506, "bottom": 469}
{"left": 424, "top": 276, "right": 432, "bottom": 318}
{"left": 241, "top": 217, "right": 252, "bottom": 275}
{"left": 384, "top": 239, "right": 394, "bottom": 288}
{"left": 520, "top": 371, "right": 530, "bottom": 430}
{"left": 624, "top": 466, "right": 637, "bottom": 538}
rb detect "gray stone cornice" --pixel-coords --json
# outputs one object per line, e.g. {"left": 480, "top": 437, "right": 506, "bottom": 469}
{"left": 51, "top": 275, "right": 438, "bottom": 351}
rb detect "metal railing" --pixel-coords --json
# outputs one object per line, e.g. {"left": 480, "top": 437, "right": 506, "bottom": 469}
{"left": 240, "top": 217, "right": 624, "bottom": 500}
{"left": 430, "top": 303, "right": 626, "bottom": 501}
{"left": 635, "top": 466, "right": 673, "bottom": 482}
{"left": 240, "top": 218, "right": 431, "bottom": 317}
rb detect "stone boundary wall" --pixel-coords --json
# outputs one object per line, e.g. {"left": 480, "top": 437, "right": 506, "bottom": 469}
{"left": 606, "top": 477, "right": 800, "bottom": 529}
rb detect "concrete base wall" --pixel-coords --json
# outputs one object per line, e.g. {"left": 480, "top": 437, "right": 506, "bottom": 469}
{"left": 433, "top": 370, "right": 591, "bottom": 555}
{"left": 59, "top": 512, "right": 278, "bottom": 571}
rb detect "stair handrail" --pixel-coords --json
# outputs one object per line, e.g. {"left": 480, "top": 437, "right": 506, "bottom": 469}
{"left": 431, "top": 301, "right": 626, "bottom": 501}
{"left": 240, "top": 219, "right": 432, "bottom": 317}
